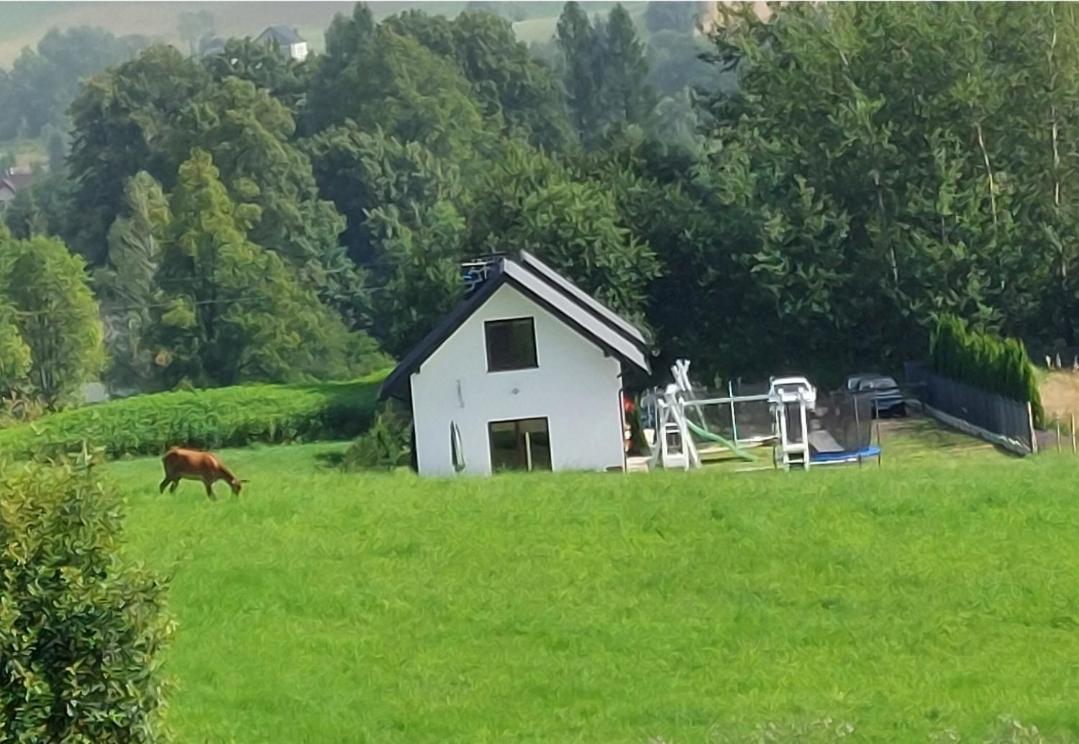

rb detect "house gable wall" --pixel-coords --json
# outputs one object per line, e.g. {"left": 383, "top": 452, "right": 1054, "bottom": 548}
{"left": 409, "top": 283, "right": 625, "bottom": 476}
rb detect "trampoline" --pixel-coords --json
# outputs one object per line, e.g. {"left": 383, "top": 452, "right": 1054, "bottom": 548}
{"left": 805, "top": 391, "right": 882, "bottom": 467}
{"left": 809, "top": 444, "right": 881, "bottom": 465}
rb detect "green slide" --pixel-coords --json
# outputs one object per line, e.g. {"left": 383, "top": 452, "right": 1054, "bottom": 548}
{"left": 685, "top": 419, "right": 757, "bottom": 462}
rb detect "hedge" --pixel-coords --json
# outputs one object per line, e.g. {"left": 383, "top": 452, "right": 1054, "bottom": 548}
{"left": 0, "top": 373, "right": 386, "bottom": 460}
{"left": 930, "top": 314, "right": 1043, "bottom": 427}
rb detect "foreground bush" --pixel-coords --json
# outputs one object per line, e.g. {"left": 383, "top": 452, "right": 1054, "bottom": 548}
{"left": 342, "top": 400, "right": 412, "bottom": 470}
{"left": 0, "top": 374, "right": 385, "bottom": 460}
{"left": 0, "top": 455, "right": 172, "bottom": 742}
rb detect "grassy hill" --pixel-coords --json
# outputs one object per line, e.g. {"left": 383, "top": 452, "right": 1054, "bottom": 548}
{"left": 0, "top": 373, "right": 385, "bottom": 459}
{"left": 104, "top": 432, "right": 1079, "bottom": 742}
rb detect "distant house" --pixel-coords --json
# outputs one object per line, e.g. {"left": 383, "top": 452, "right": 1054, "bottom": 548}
{"left": 198, "top": 36, "right": 227, "bottom": 57}
{"left": 0, "top": 169, "right": 32, "bottom": 211}
{"left": 380, "top": 251, "right": 651, "bottom": 476}
{"left": 255, "top": 26, "right": 308, "bottom": 61}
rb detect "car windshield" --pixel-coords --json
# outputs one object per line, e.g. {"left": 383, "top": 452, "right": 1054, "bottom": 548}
{"left": 861, "top": 377, "right": 898, "bottom": 391}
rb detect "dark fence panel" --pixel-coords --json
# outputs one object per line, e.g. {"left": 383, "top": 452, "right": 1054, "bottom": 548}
{"left": 925, "top": 373, "right": 1033, "bottom": 452}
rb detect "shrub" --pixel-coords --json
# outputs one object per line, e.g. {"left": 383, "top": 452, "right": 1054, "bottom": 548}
{"left": 930, "top": 314, "right": 1043, "bottom": 427}
{"left": 342, "top": 401, "right": 412, "bottom": 470}
{"left": 0, "top": 373, "right": 386, "bottom": 460}
{"left": 0, "top": 454, "right": 172, "bottom": 742}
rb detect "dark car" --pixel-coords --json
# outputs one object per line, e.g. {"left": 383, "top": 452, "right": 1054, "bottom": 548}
{"left": 846, "top": 374, "right": 906, "bottom": 417}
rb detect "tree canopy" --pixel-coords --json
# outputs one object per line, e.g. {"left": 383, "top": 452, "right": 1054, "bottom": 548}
{"left": 10, "top": 1, "right": 1079, "bottom": 397}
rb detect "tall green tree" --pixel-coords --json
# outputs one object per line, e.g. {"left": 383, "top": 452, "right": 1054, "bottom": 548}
{"left": 177, "top": 77, "right": 362, "bottom": 323}
{"left": 469, "top": 144, "right": 660, "bottom": 327}
{"left": 68, "top": 45, "right": 208, "bottom": 263}
{"left": 0, "top": 235, "right": 104, "bottom": 408}
{"left": 367, "top": 199, "right": 470, "bottom": 356}
{"left": 690, "top": 2, "right": 1079, "bottom": 376}
{"left": 556, "top": 2, "right": 604, "bottom": 144}
{"left": 2, "top": 171, "right": 73, "bottom": 241}
{"left": 603, "top": 5, "right": 656, "bottom": 125}
{"left": 556, "top": 2, "right": 657, "bottom": 148}
{"left": 0, "top": 227, "right": 23, "bottom": 394}
{"left": 305, "top": 122, "right": 462, "bottom": 267}
{"left": 385, "top": 9, "right": 573, "bottom": 150}
{"left": 307, "top": 24, "right": 493, "bottom": 164}
{"left": 148, "top": 149, "right": 375, "bottom": 388}
{"left": 0, "top": 300, "right": 31, "bottom": 396}
{"left": 97, "top": 172, "right": 171, "bottom": 391}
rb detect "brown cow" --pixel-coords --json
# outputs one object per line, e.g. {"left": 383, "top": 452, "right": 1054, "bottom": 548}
{"left": 160, "top": 447, "right": 245, "bottom": 500}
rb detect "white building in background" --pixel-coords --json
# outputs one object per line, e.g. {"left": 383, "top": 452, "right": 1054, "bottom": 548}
{"left": 380, "top": 252, "right": 651, "bottom": 477}
{"left": 255, "top": 26, "right": 309, "bottom": 62}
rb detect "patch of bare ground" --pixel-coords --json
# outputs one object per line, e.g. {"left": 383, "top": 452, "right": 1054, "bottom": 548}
{"left": 1039, "top": 371, "right": 1079, "bottom": 423}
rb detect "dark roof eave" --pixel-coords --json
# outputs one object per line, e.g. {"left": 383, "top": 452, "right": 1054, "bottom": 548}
{"left": 516, "top": 250, "right": 648, "bottom": 348}
{"left": 378, "top": 256, "right": 651, "bottom": 401}
{"left": 379, "top": 271, "right": 509, "bottom": 400}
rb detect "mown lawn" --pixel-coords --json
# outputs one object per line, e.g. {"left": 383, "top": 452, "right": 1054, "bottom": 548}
{"left": 107, "top": 435, "right": 1079, "bottom": 742}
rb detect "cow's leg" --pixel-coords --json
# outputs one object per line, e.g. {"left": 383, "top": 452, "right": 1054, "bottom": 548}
{"left": 159, "top": 476, "right": 171, "bottom": 494}
{"left": 169, "top": 479, "right": 179, "bottom": 494}
{"left": 204, "top": 478, "right": 217, "bottom": 501}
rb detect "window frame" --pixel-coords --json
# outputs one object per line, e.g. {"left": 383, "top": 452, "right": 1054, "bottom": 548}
{"left": 487, "top": 416, "right": 552, "bottom": 472}
{"left": 483, "top": 316, "right": 539, "bottom": 373}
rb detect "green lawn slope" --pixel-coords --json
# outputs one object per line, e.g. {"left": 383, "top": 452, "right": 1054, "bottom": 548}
{"left": 107, "top": 438, "right": 1079, "bottom": 742}
{"left": 0, "top": 372, "right": 385, "bottom": 459}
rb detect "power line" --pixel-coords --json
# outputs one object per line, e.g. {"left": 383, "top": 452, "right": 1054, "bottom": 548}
{"left": 11, "top": 283, "right": 401, "bottom": 319}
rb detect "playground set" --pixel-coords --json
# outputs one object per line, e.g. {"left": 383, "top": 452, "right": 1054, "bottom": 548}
{"left": 641, "top": 360, "right": 882, "bottom": 472}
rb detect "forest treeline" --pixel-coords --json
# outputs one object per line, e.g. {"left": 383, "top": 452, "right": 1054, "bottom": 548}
{"left": 2, "top": 2, "right": 1078, "bottom": 405}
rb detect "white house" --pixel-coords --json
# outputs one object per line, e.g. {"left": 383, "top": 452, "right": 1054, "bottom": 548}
{"left": 380, "top": 252, "right": 651, "bottom": 476}
{"left": 255, "top": 26, "right": 309, "bottom": 62}
{"left": 0, "top": 169, "right": 32, "bottom": 212}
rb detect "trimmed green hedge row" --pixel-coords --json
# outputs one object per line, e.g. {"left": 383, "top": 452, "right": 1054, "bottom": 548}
{"left": 0, "top": 374, "right": 386, "bottom": 460}
{"left": 931, "top": 314, "right": 1043, "bottom": 427}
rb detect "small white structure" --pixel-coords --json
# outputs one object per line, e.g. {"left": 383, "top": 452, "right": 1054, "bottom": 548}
{"left": 255, "top": 26, "right": 309, "bottom": 61}
{"left": 380, "top": 252, "right": 651, "bottom": 476}
{"left": 768, "top": 376, "right": 816, "bottom": 470}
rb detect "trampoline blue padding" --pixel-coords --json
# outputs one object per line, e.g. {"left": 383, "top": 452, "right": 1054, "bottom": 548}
{"left": 809, "top": 445, "right": 881, "bottom": 464}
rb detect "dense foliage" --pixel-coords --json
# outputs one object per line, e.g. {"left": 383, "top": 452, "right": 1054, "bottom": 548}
{"left": 0, "top": 231, "right": 104, "bottom": 408}
{"left": 0, "top": 375, "right": 385, "bottom": 460}
{"left": 0, "top": 457, "right": 171, "bottom": 742}
{"left": 342, "top": 400, "right": 413, "bottom": 470}
{"left": 8, "top": 2, "right": 1079, "bottom": 410}
{"left": 931, "top": 314, "right": 1044, "bottom": 426}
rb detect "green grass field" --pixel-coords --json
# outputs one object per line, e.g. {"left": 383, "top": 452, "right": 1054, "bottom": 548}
{"left": 103, "top": 425, "right": 1079, "bottom": 743}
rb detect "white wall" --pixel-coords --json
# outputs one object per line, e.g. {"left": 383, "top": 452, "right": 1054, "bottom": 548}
{"left": 409, "top": 284, "right": 626, "bottom": 476}
{"left": 290, "top": 42, "right": 309, "bottom": 61}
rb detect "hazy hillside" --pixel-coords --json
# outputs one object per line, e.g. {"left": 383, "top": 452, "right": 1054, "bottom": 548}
{"left": 0, "top": 1, "right": 644, "bottom": 67}
{"left": 0, "top": 2, "right": 471, "bottom": 66}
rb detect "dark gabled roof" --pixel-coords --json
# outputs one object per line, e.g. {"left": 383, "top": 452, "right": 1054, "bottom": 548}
{"left": 517, "top": 250, "right": 647, "bottom": 347}
{"left": 380, "top": 253, "right": 651, "bottom": 400}
{"left": 1, "top": 171, "right": 32, "bottom": 191}
{"left": 199, "top": 36, "right": 227, "bottom": 56}
{"left": 256, "top": 25, "right": 305, "bottom": 45}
